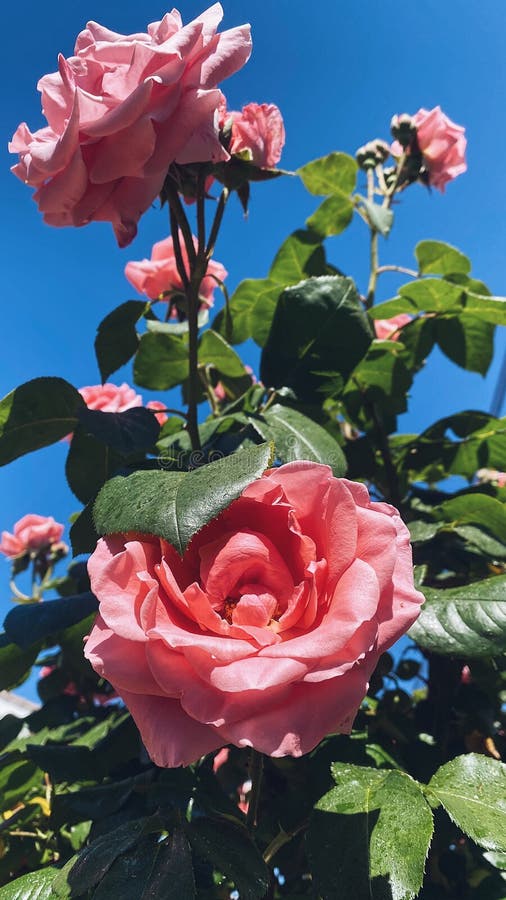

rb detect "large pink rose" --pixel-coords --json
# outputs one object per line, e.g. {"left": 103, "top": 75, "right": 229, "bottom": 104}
{"left": 219, "top": 101, "right": 285, "bottom": 168}
{"left": 9, "top": 6, "right": 252, "bottom": 246}
{"left": 85, "top": 462, "right": 423, "bottom": 766}
{"left": 0, "top": 514, "right": 64, "bottom": 559}
{"left": 124, "top": 235, "right": 227, "bottom": 308}
{"left": 413, "top": 107, "right": 466, "bottom": 191}
{"left": 374, "top": 314, "right": 412, "bottom": 341}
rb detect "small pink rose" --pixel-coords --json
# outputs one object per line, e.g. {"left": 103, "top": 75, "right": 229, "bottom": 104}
{"left": 220, "top": 101, "right": 285, "bottom": 168}
{"left": 79, "top": 383, "right": 143, "bottom": 414}
{"left": 64, "top": 383, "right": 166, "bottom": 442}
{"left": 374, "top": 314, "right": 412, "bottom": 341}
{"left": 9, "top": 7, "right": 252, "bottom": 246}
{"left": 0, "top": 514, "right": 65, "bottom": 559}
{"left": 124, "top": 235, "right": 227, "bottom": 309}
{"left": 414, "top": 107, "right": 467, "bottom": 191}
{"left": 85, "top": 462, "right": 423, "bottom": 767}
{"left": 146, "top": 400, "right": 168, "bottom": 427}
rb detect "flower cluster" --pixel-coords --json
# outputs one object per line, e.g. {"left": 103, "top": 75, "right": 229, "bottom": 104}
{"left": 9, "top": 5, "right": 285, "bottom": 246}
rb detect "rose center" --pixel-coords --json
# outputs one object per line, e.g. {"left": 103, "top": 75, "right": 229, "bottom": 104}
{"left": 221, "top": 583, "right": 280, "bottom": 628}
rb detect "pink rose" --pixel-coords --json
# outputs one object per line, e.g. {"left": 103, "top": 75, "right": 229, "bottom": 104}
{"left": 410, "top": 107, "right": 466, "bottom": 191}
{"left": 64, "top": 383, "right": 165, "bottom": 440}
{"left": 374, "top": 314, "right": 412, "bottom": 341}
{"left": 146, "top": 400, "right": 168, "bottom": 427}
{"left": 124, "top": 235, "right": 227, "bottom": 308}
{"left": 476, "top": 468, "right": 506, "bottom": 488}
{"left": 219, "top": 101, "right": 285, "bottom": 168}
{"left": 0, "top": 514, "right": 64, "bottom": 559}
{"left": 85, "top": 462, "right": 423, "bottom": 766}
{"left": 9, "top": 6, "right": 252, "bottom": 247}
{"left": 79, "top": 383, "right": 143, "bottom": 413}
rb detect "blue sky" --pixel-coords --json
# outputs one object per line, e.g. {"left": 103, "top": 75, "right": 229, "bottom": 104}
{"left": 1, "top": 0, "right": 505, "bottom": 641}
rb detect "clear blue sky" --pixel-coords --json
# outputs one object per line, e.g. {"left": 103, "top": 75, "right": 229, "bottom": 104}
{"left": 1, "top": 0, "right": 505, "bottom": 633}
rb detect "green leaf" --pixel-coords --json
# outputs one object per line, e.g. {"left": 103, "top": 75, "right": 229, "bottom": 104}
{"left": 214, "top": 278, "right": 280, "bottom": 345}
{"left": 0, "top": 378, "right": 84, "bottom": 465}
{"left": 141, "top": 828, "right": 196, "bottom": 900}
{"left": 409, "top": 574, "right": 506, "bottom": 656}
{"left": 399, "top": 278, "right": 464, "bottom": 312}
{"left": 436, "top": 494, "right": 506, "bottom": 543}
{"left": 95, "top": 301, "right": 147, "bottom": 383}
{"left": 0, "top": 634, "right": 40, "bottom": 691}
{"left": 260, "top": 276, "right": 372, "bottom": 403}
{"left": 133, "top": 332, "right": 189, "bottom": 390}
{"left": 198, "top": 330, "right": 247, "bottom": 377}
{"left": 51, "top": 778, "right": 136, "bottom": 827}
{"left": 371, "top": 286, "right": 506, "bottom": 325}
{"left": 0, "top": 866, "right": 60, "bottom": 899}
{"left": 360, "top": 199, "right": 394, "bottom": 237}
{"left": 306, "top": 193, "right": 354, "bottom": 238}
{"left": 51, "top": 818, "right": 153, "bottom": 899}
{"left": 213, "top": 230, "right": 328, "bottom": 346}
{"left": 88, "top": 829, "right": 196, "bottom": 900}
{"left": 435, "top": 316, "right": 494, "bottom": 375}
{"left": 3, "top": 594, "right": 98, "bottom": 649}
{"left": 298, "top": 152, "right": 358, "bottom": 196}
{"left": 66, "top": 428, "right": 125, "bottom": 505}
{"left": 426, "top": 754, "right": 506, "bottom": 851}
{"left": 257, "top": 404, "right": 347, "bottom": 475}
{"left": 268, "top": 229, "right": 328, "bottom": 284}
{"left": 94, "top": 443, "right": 273, "bottom": 555}
{"left": 69, "top": 502, "right": 99, "bottom": 557}
{"left": 343, "top": 340, "right": 413, "bottom": 426}
{"left": 459, "top": 293, "right": 506, "bottom": 326}
{"left": 392, "top": 411, "right": 506, "bottom": 481}
{"left": 307, "top": 763, "right": 433, "bottom": 900}
{"left": 415, "top": 240, "right": 471, "bottom": 276}
{"left": 77, "top": 407, "right": 160, "bottom": 454}
{"left": 188, "top": 818, "right": 270, "bottom": 900}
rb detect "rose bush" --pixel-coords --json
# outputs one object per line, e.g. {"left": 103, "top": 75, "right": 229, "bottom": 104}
{"left": 9, "top": 5, "right": 251, "bottom": 246}
{"left": 85, "top": 461, "right": 424, "bottom": 767}
{"left": 219, "top": 101, "right": 285, "bottom": 167}
{"left": 0, "top": 514, "right": 64, "bottom": 559}
{"left": 124, "top": 234, "right": 227, "bottom": 307}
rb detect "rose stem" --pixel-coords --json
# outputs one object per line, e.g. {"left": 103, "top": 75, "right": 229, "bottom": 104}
{"left": 365, "top": 151, "right": 407, "bottom": 308}
{"left": 245, "top": 749, "right": 264, "bottom": 833}
{"left": 166, "top": 182, "right": 203, "bottom": 453}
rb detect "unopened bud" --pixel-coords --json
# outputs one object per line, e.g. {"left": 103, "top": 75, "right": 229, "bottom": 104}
{"left": 355, "top": 139, "right": 390, "bottom": 170}
{"left": 390, "top": 113, "right": 416, "bottom": 148}
{"left": 371, "top": 139, "right": 390, "bottom": 163}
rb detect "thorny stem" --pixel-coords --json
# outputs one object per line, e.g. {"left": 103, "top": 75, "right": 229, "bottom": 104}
{"left": 263, "top": 820, "right": 309, "bottom": 864}
{"left": 168, "top": 201, "right": 201, "bottom": 452}
{"left": 245, "top": 749, "right": 264, "bottom": 832}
